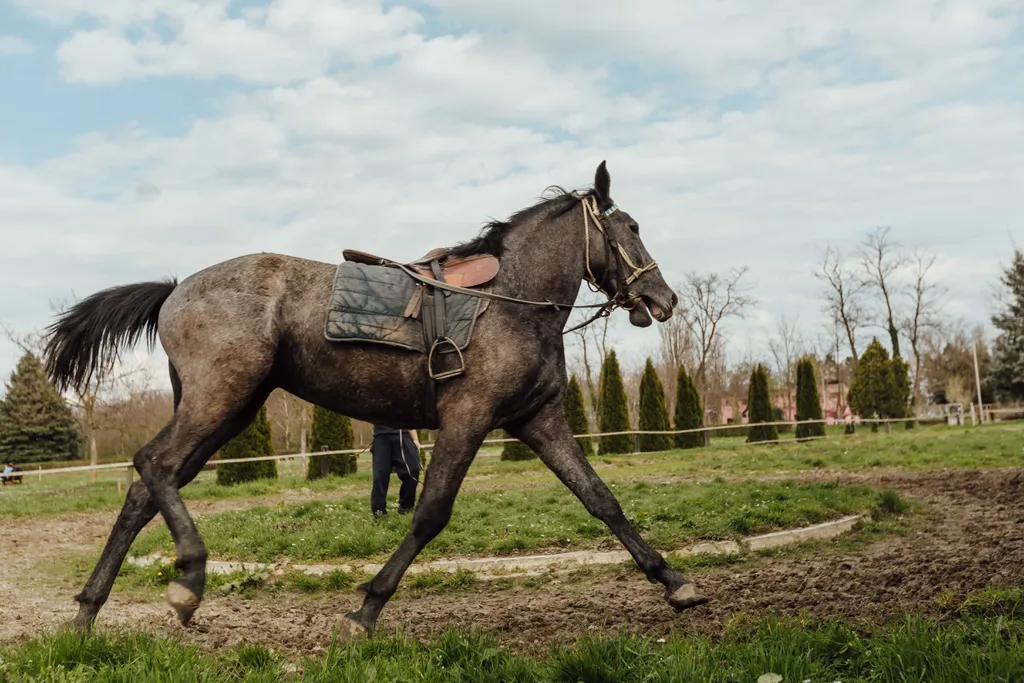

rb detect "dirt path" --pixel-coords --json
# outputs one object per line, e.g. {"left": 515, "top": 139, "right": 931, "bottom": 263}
{"left": 1, "top": 469, "right": 1022, "bottom": 653}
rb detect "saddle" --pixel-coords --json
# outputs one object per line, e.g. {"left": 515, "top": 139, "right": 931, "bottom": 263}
{"left": 325, "top": 248, "right": 501, "bottom": 427}
{"left": 341, "top": 248, "right": 499, "bottom": 288}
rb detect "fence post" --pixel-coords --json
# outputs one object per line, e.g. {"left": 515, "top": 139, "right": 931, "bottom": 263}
{"left": 632, "top": 432, "right": 640, "bottom": 454}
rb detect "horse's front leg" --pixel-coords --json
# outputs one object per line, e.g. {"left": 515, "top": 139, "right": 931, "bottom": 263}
{"left": 510, "top": 401, "right": 709, "bottom": 611}
{"left": 340, "top": 413, "right": 489, "bottom": 636}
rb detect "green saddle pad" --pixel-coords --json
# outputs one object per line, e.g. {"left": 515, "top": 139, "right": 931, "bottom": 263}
{"left": 324, "top": 262, "right": 486, "bottom": 352}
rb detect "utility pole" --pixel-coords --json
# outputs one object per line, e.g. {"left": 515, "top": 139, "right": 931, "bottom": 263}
{"left": 972, "top": 340, "right": 984, "bottom": 424}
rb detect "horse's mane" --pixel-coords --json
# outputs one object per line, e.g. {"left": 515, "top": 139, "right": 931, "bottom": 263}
{"left": 446, "top": 186, "right": 594, "bottom": 259}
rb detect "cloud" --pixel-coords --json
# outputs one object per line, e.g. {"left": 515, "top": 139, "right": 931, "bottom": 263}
{"left": 0, "top": 35, "right": 35, "bottom": 55}
{"left": 1, "top": 0, "right": 1022, "bottom": 392}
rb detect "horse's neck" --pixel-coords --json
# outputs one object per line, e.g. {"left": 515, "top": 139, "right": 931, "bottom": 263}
{"left": 500, "top": 207, "right": 587, "bottom": 308}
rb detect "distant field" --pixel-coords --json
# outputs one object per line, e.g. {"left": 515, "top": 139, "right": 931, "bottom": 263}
{"left": 1, "top": 423, "right": 1020, "bottom": 519}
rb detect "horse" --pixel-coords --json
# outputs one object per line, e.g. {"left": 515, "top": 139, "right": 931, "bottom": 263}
{"left": 42, "top": 161, "right": 709, "bottom": 638}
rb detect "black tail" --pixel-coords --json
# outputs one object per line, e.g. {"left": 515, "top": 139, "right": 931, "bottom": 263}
{"left": 43, "top": 279, "right": 178, "bottom": 393}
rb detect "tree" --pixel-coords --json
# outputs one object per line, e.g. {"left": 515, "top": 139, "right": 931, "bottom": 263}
{"left": 307, "top": 405, "right": 356, "bottom": 479}
{"left": 563, "top": 374, "right": 593, "bottom": 457}
{"left": 673, "top": 365, "right": 704, "bottom": 449}
{"left": 599, "top": 350, "right": 632, "bottom": 454}
{"left": 901, "top": 250, "right": 945, "bottom": 411}
{"left": 859, "top": 226, "right": 907, "bottom": 359}
{"left": 501, "top": 431, "right": 536, "bottom": 461}
{"left": 768, "top": 314, "right": 802, "bottom": 419}
{"left": 637, "top": 358, "right": 672, "bottom": 452}
{"left": 0, "top": 352, "right": 82, "bottom": 463}
{"left": 216, "top": 404, "right": 277, "bottom": 485}
{"left": 795, "top": 357, "right": 825, "bottom": 439}
{"left": 746, "top": 364, "right": 778, "bottom": 443}
{"left": 847, "top": 338, "right": 908, "bottom": 431}
{"left": 988, "top": 248, "right": 1024, "bottom": 401}
{"left": 677, "top": 268, "right": 754, "bottom": 423}
{"left": 815, "top": 246, "right": 868, "bottom": 364}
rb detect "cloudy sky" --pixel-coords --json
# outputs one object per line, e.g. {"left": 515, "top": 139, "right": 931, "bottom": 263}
{"left": 1, "top": 0, "right": 1022, "bottom": 393}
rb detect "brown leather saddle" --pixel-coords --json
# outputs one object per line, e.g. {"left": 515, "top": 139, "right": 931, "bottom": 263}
{"left": 340, "top": 247, "right": 500, "bottom": 425}
{"left": 342, "top": 248, "right": 499, "bottom": 288}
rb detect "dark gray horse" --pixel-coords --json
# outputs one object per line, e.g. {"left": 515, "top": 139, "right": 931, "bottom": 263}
{"left": 43, "top": 161, "right": 708, "bottom": 638}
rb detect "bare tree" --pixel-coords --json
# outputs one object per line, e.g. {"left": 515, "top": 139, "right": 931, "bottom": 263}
{"left": 768, "top": 314, "right": 803, "bottom": 418}
{"left": 567, "top": 303, "right": 614, "bottom": 416}
{"left": 859, "top": 226, "right": 908, "bottom": 358}
{"left": 658, "top": 301, "right": 695, "bottom": 376}
{"left": 901, "top": 250, "right": 946, "bottom": 409}
{"left": 677, "top": 268, "right": 754, "bottom": 423}
{"left": 814, "top": 246, "right": 867, "bottom": 364}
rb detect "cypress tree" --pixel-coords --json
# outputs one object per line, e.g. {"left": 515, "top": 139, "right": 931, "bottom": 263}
{"left": 563, "top": 374, "right": 593, "bottom": 457}
{"left": 0, "top": 352, "right": 82, "bottom": 463}
{"left": 673, "top": 365, "right": 704, "bottom": 449}
{"left": 795, "top": 357, "right": 826, "bottom": 439}
{"left": 638, "top": 358, "right": 672, "bottom": 452}
{"left": 746, "top": 363, "right": 778, "bottom": 443}
{"left": 216, "top": 404, "right": 277, "bottom": 485}
{"left": 599, "top": 350, "right": 632, "bottom": 454}
{"left": 501, "top": 431, "right": 536, "bottom": 461}
{"left": 848, "top": 338, "right": 909, "bottom": 432}
{"left": 307, "top": 405, "right": 357, "bottom": 479}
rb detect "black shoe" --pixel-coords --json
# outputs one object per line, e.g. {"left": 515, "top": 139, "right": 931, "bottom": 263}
{"left": 372, "top": 510, "right": 387, "bottom": 520}
{"left": 398, "top": 507, "right": 413, "bottom": 516}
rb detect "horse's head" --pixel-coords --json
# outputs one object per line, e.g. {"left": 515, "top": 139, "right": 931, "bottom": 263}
{"left": 582, "top": 161, "right": 677, "bottom": 328}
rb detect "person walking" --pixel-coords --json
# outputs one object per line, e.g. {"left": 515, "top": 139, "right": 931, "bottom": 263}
{"left": 370, "top": 424, "right": 421, "bottom": 518}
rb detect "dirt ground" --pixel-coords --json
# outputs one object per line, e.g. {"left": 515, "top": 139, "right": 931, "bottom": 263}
{"left": 1, "top": 468, "right": 1022, "bottom": 653}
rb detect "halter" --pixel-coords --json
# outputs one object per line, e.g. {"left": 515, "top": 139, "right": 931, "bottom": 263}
{"left": 394, "top": 192, "right": 662, "bottom": 336}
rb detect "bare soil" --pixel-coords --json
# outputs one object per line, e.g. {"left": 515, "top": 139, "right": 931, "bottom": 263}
{"left": 1, "top": 469, "right": 1022, "bottom": 654}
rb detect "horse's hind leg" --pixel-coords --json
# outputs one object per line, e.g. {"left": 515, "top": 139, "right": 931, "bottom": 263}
{"left": 511, "top": 401, "right": 710, "bottom": 612}
{"left": 70, "top": 426, "right": 240, "bottom": 630}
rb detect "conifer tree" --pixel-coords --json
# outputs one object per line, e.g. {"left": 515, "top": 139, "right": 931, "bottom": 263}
{"left": 500, "top": 431, "right": 536, "bottom": 461}
{"left": 638, "top": 358, "right": 672, "bottom": 452}
{"left": 563, "top": 374, "right": 593, "bottom": 457}
{"left": 216, "top": 404, "right": 277, "bottom": 485}
{"left": 673, "top": 365, "right": 704, "bottom": 449}
{"left": 795, "top": 357, "right": 826, "bottom": 439}
{"left": 599, "top": 350, "right": 632, "bottom": 454}
{"left": 0, "top": 352, "right": 82, "bottom": 463}
{"left": 307, "top": 405, "right": 357, "bottom": 479}
{"left": 848, "top": 337, "right": 910, "bottom": 432}
{"left": 747, "top": 363, "right": 778, "bottom": 443}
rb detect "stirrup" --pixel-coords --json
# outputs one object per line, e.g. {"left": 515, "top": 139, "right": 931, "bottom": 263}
{"left": 428, "top": 337, "right": 466, "bottom": 380}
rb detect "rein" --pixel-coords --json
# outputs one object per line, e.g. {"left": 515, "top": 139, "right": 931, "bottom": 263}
{"left": 397, "top": 195, "right": 660, "bottom": 336}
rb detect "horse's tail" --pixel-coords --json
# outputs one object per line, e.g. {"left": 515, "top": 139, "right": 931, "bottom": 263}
{"left": 43, "top": 279, "right": 178, "bottom": 393}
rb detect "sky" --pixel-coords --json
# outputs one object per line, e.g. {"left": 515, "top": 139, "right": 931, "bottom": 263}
{"left": 1, "top": 0, "right": 1023, "bottom": 395}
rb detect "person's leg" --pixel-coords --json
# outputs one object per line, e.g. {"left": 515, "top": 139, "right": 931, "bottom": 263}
{"left": 370, "top": 436, "right": 392, "bottom": 516}
{"left": 395, "top": 431, "right": 421, "bottom": 514}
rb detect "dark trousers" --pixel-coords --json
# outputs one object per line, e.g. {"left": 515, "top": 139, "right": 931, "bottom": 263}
{"left": 370, "top": 432, "right": 420, "bottom": 515}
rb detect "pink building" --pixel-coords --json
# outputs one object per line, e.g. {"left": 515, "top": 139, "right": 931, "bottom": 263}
{"left": 719, "top": 380, "right": 852, "bottom": 425}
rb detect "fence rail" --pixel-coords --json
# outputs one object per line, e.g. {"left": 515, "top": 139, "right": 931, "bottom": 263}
{"left": 0, "top": 414, "right": 980, "bottom": 482}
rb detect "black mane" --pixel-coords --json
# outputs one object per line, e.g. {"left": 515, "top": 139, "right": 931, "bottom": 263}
{"left": 446, "top": 186, "right": 594, "bottom": 259}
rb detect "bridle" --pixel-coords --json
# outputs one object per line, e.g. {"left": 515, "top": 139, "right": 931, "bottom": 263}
{"left": 394, "top": 192, "right": 661, "bottom": 335}
{"left": 571, "top": 194, "right": 661, "bottom": 332}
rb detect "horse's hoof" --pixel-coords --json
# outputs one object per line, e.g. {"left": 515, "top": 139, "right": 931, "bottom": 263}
{"left": 65, "top": 616, "right": 92, "bottom": 634}
{"left": 666, "top": 583, "right": 710, "bottom": 612}
{"left": 337, "top": 614, "right": 369, "bottom": 641}
{"left": 166, "top": 581, "right": 200, "bottom": 627}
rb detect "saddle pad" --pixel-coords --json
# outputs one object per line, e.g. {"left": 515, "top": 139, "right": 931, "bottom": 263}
{"left": 324, "top": 262, "right": 486, "bottom": 352}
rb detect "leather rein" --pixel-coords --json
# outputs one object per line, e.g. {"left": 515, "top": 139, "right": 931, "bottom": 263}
{"left": 394, "top": 194, "right": 660, "bottom": 336}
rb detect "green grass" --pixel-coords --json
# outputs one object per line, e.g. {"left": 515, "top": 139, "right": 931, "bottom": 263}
{"left": 128, "top": 479, "right": 884, "bottom": 563}
{"left": 3, "top": 606, "right": 1022, "bottom": 682}
{"left": 4, "top": 423, "right": 1020, "bottom": 520}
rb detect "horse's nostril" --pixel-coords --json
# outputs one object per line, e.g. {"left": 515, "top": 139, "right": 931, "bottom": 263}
{"left": 670, "top": 292, "right": 678, "bottom": 309}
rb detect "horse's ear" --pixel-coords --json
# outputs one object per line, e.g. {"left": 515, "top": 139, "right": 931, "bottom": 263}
{"left": 594, "top": 160, "right": 610, "bottom": 201}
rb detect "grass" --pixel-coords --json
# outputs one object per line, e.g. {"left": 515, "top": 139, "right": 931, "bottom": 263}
{"left": 3, "top": 603, "right": 1022, "bottom": 682}
{"left": 2, "top": 423, "right": 1021, "bottom": 519}
{"left": 127, "top": 478, "right": 884, "bottom": 563}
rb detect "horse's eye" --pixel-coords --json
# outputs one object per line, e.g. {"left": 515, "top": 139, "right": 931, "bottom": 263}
{"left": 629, "top": 223, "right": 639, "bottom": 234}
